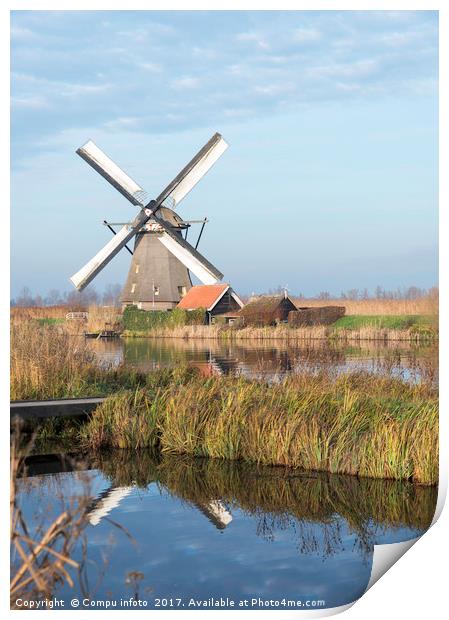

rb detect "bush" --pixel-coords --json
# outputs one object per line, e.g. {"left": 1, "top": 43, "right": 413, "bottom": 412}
{"left": 288, "top": 306, "right": 345, "bottom": 327}
{"left": 122, "top": 306, "right": 205, "bottom": 332}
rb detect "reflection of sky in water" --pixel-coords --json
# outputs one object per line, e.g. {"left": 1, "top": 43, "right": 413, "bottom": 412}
{"left": 15, "top": 460, "right": 433, "bottom": 610}
{"left": 88, "top": 337, "right": 437, "bottom": 384}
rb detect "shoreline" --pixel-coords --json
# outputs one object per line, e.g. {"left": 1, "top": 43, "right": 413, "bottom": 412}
{"left": 121, "top": 324, "right": 438, "bottom": 343}
{"left": 23, "top": 368, "right": 437, "bottom": 486}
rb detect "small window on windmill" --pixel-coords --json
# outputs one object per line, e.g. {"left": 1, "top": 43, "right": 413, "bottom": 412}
{"left": 131, "top": 283, "right": 136, "bottom": 294}
{"left": 154, "top": 285, "right": 160, "bottom": 296}
{"left": 178, "top": 286, "right": 187, "bottom": 298}
{"left": 135, "top": 264, "right": 140, "bottom": 274}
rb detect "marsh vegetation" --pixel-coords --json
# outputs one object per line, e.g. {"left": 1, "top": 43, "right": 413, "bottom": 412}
{"left": 80, "top": 368, "right": 437, "bottom": 484}
{"left": 10, "top": 300, "right": 439, "bottom": 485}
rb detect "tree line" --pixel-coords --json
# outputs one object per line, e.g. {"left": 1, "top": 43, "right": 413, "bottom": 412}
{"left": 11, "top": 284, "right": 122, "bottom": 308}
{"left": 11, "top": 283, "right": 438, "bottom": 307}
{"left": 265, "top": 285, "right": 438, "bottom": 301}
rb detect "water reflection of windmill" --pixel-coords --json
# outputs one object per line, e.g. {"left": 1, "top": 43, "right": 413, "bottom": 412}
{"left": 70, "top": 134, "right": 228, "bottom": 310}
{"left": 87, "top": 486, "right": 134, "bottom": 526}
{"left": 193, "top": 500, "right": 233, "bottom": 530}
{"left": 87, "top": 485, "right": 232, "bottom": 530}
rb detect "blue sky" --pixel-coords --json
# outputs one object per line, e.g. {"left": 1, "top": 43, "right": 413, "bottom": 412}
{"left": 10, "top": 10, "right": 438, "bottom": 298}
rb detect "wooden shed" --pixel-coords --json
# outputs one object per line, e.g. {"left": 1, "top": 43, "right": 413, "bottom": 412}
{"left": 239, "top": 294, "right": 297, "bottom": 326}
{"left": 177, "top": 284, "right": 244, "bottom": 324}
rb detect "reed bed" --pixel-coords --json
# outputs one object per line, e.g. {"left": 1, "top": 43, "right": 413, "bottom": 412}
{"left": 123, "top": 322, "right": 437, "bottom": 343}
{"left": 11, "top": 316, "right": 438, "bottom": 485}
{"left": 293, "top": 295, "right": 439, "bottom": 317}
{"left": 10, "top": 428, "right": 91, "bottom": 605}
{"left": 85, "top": 305, "right": 122, "bottom": 333}
{"left": 11, "top": 306, "right": 68, "bottom": 322}
{"left": 82, "top": 368, "right": 438, "bottom": 485}
{"left": 10, "top": 321, "right": 145, "bottom": 400}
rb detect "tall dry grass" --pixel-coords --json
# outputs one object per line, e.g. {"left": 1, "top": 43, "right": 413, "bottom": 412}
{"left": 10, "top": 428, "right": 90, "bottom": 605}
{"left": 293, "top": 294, "right": 439, "bottom": 317}
{"left": 10, "top": 321, "right": 143, "bottom": 400}
{"left": 11, "top": 306, "right": 68, "bottom": 322}
{"left": 11, "top": 322, "right": 96, "bottom": 400}
{"left": 11, "top": 305, "right": 122, "bottom": 334}
{"left": 123, "top": 323, "right": 436, "bottom": 343}
{"left": 82, "top": 368, "right": 438, "bottom": 485}
{"left": 86, "top": 305, "right": 122, "bottom": 333}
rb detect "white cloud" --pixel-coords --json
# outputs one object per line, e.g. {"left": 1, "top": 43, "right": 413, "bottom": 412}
{"left": 223, "top": 107, "right": 255, "bottom": 118}
{"left": 117, "top": 22, "right": 176, "bottom": 40}
{"left": 11, "top": 95, "right": 49, "bottom": 109}
{"left": 165, "top": 113, "right": 184, "bottom": 122}
{"left": 293, "top": 27, "right": 321, "bottom": 43}
{"left": 171, "top": 76, "right": 200, "bottom": 90}
{"left": 103, "top": 116, "right": 140, "bottom": 130}
{"left": 10, "top": 9, "right": 438, "bottom": 166}
{"left": 335, "top": 82, "right": 361, "bottom": 93}
{"left": 311, "top": 59, "right": 379, "bottom": 79}
{"left": 236, "top": 32, "right": 270, "bottom": 50}
{"left": 11, "top": 26, "right": 37, "bottom": 40}
{"left": 61, "top": 82, "right": 113, "bottom": 97}
{"left": 192, "top": 47, "right": 217, "bottom": 60}
{"left": 137, "top": 61, "right": 162, "bottom": 73}
{"left": 227, "top": 64, "right": 246, "bottom": 76}
{"left": 254, "top": 82, "right": 295, "bottom": 96}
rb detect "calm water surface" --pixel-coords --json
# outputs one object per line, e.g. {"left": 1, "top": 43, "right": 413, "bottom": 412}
{"left": 88, "top": 337, "right": 438, "bottom": 383}
{"left": 15, "top": 452, "right": 436, "bottom": 610}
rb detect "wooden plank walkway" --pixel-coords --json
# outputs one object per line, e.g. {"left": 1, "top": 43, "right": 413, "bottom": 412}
{"left": 10, "top": 397, "right": 106, "bottom": 421}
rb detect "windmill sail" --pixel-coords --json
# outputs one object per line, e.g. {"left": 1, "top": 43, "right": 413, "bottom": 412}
{"left": 158, "top": 231, "right": 223, "bottom": 284}
{"left": 71, "top": 133, "right": 228, "bottom": 291}
{"left": 150, "top": 209, "right": 223, "bottom": 281}
{"left": 77, "top": 140, "right": 148, "bottom": 206}
{"left": 156, "top": 133, "right": 229, "bottom": 208}
{"left": 70, "top": 211, "right": 148, "bottom": 291}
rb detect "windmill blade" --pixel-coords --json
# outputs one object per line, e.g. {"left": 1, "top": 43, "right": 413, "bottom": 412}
{"left": 152, "top": 213, "right": 223, "bottom": 284}
{"left": 158, "top": 233, "right": 223, "bottom": 284}
{"left": 156, "top": 133, "right": 228, "bottom": 208}
{"left": 70, "top": 210, "right": 149, "bottom": 291}
{"left": 87, "top": 486, "right": 134, "bottom": 527}
{"left": 77, "top": 140, "right": 148, "bottom": 206}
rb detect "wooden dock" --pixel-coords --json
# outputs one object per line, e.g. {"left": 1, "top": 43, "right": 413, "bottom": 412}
{"left": 84, "top": 330, "right": 120, "bottom": 338}
{"left": 11, "top": 396, "right": 106, "bottom": 421}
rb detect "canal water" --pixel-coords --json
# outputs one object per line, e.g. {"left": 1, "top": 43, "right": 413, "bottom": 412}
{"left": 88, "top": 337, "right": 438, "bottom": 383}
{"left": 15, "top": 451, "right": 436, "bottom": 610}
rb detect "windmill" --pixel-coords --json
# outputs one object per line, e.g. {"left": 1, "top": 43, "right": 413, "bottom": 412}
{"left": 70, "top": 133, "right": 228, "bottom": 310}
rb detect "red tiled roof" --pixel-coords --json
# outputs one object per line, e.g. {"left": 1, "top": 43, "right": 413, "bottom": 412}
{"left": 177, "top": 284, "right": 229, "bottom": 311}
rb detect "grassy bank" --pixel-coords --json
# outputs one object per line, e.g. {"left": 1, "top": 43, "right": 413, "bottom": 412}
{"left": 78, "top": 368, "right": 438, "bottom": 485}
{"left": 122, "top": 317, "right": 437, "bottom": 343}
{"left": 333, "top": 315, "right": 434, "bottom": 330}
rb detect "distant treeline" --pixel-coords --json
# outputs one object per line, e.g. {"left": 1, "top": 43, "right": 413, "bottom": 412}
{"left": 264, "top": 285, "right": 438, "bottom": 302}
{"left": 10, "top": 283, "right": 438, "bottom": 308}
{"left": 10, "top": 284, "right": 122, "bottom": 308}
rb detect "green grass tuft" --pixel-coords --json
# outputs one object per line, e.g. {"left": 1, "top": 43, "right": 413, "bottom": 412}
{"left": 333, "top": 315, "right": 432, "bottom": 330}
{"left": 79, "top": 368, "right": 438, "bottom": 485}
